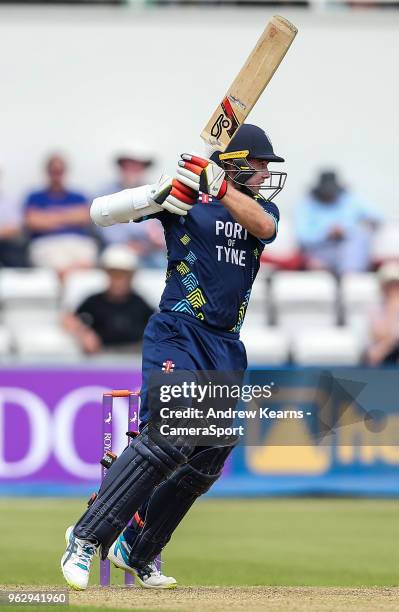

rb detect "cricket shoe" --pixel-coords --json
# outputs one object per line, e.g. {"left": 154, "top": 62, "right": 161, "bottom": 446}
{"left": 61, "top": 525, "right": 97, "bottom": 591}
{"left": 108, "top": 532, "right": 177, "bottom": 589}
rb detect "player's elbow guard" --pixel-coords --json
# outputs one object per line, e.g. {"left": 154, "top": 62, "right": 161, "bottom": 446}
{"left": 90, "top": 185, "right": 163, "bottom": 227}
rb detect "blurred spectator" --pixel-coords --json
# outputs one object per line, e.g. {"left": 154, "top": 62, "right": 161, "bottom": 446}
{"left": 97, "top": 144, "right": 166, "bottom": 268}
{"left": 367, "top": 263, "right": 399, "bottom": 366}
{"left": 0, "top": 163, "right": 28, "bottom": 267}
{"left": 63, "top": 245, "right": 154, "bottom": 354}
{"left": 24, "top": 154, "right": 97, "bottom": 278}
{"left": 295, "top": 171, "right": 381, "bottom": 276}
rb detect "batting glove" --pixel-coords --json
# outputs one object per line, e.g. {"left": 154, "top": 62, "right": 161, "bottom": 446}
{"left": 150, "top": 175, "right": 198, "bottom": 216}
{"left": 177, "top": 154, "right": 228, "bottom": 200}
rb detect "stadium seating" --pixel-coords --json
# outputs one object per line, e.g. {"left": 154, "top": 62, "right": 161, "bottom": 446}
{"left": 244, "top": 277, "right": 268, "bottom": 328}
{"left": 0, "top": 266, "right": 383, "bottom": 364}
{"left": 62, "top": 268, "right": 165, "bottom": 312}
{"left": 269, "top": 271, "right": 337, "bottom": 330}
{"left": 0, "top": 268, "right": 62, "bottom": 332}
{"left": 13, "top": 325, "right": 80, "bottom": 361}
{"left": 340, "top": 273, "right": 380, "bottom": 345}
{"left": 0, "top": 327, "right": 12, "bottom": 357}
{"left": 0, "top": 268, "right": 60, "bottom": 303}
{"left": 134, "top": 269, "right": 165, "bottom": 310}
{"left": 372, "top": 221, "right": 399, "bottom": 265}
{"left": 3, "top": 307, "right": 60, "bottom": 332}
{"left": 240, "top": 326, "right": 290, "bottom": 365}
{"left": 291, "top": 328, "right": 363, "bottom": 365}
{"left": 62, "top": 269, "right": 108, "bottom": 312}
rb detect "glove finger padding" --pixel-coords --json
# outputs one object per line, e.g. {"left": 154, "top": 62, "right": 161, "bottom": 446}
{"left": 164, "top": 194, "right": 193, "bottom": 213}
{"left": 176, "top": 165, "right": 201, "bottom": 191}
{"left": 162, "top": 199, "right": 190, "bottom": 215}
{"left": 164, "top": 179, "right": 197, "bottom": 215}
{"left": 171, "top": 179, "right": 197, "bottom": 203}
{"left": 151, "top": 176, "right": 197, "bottom": 216}
{"left": 178, "top": 153, "right": 227, "bottom": 200}
{"left": 181, "top": 154, "right": 209, "bottom": 168}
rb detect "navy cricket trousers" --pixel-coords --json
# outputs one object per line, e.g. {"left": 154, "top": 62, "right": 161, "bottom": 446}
{"left": 139, "top": 311, "right": 247, "bottom": 426}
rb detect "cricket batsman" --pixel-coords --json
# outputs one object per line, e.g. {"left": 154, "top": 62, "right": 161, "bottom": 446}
{"left": 61, "top": 124, "right": 286, "bottom": 590}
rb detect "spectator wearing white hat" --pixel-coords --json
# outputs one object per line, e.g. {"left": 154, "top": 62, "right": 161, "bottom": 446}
{"left": 96, "top": 144, "right": 166, "bottom": 268}
{"left": 367, "top": 263, "right": 399, "bottom": 366}
{"left": 63, "top": 245, "right": 154, "bottom": 354}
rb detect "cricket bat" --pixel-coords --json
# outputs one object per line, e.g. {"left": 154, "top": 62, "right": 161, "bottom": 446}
{"left": 201, "top": 15, "right": 297, "bottom": 152}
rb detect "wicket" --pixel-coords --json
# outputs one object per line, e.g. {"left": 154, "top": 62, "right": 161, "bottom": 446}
{"left": 100, "top": 390, "right": 140, "bottom": 587}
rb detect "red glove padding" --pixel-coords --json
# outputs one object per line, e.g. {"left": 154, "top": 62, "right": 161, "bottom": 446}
{"left": 177, "top": 153, "right": 228, "bottom": 200}
{"left": 170, "top": 178, "right": 197, "bottom": 204}
{"left": 152, "top": 177, "right": 198, "bottom": 216}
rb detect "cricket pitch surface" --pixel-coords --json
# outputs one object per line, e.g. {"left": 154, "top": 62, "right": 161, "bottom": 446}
{"left": 2, "top": 586, "right": 399, "bottom": 611}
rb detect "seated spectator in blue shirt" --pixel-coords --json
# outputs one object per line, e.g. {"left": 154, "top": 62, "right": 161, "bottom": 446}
{"left": 0, "top": 162, "right": 28, "bottom": 267}
{"left": 96, "top": 144, "right": 166, "bottom": 268}
{"left": 295, "top": 171, "right": 381, "bottom": 276}
{"left": 24, "top": 153, "right": 97, "bottom": 277}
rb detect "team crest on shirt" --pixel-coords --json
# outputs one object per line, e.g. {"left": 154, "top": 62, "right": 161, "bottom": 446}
{"left": 162, "top": 360, "right": 175, "bottom": 373}
{"left": 199, "top": 192, "right": 213, "bottom": 204}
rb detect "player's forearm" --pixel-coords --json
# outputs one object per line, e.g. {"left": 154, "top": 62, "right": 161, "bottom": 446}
{"left": 91, "top": 178, "right": 197, "bottom": 227}
{"left": 222, "top": 183, "right": 275, "bottom": 240}
{"left": 90, "top": 185, "right": 163, "bottom": 227}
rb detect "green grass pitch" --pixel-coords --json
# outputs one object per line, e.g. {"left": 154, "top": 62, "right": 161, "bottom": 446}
{"left": 1, "top": 497, "right": 398, "bottom": 588}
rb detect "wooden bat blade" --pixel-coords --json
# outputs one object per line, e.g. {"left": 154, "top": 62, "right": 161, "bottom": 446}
{"left": 201, "top": 15, "right": 297, "bottom": 152}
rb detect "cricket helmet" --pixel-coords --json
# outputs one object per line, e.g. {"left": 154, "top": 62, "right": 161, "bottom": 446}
{"left": 224, "top": 124, "right": 284, "bottom": 162}
{"left": 212, "top": 124, "right": 286, "bottom": 200}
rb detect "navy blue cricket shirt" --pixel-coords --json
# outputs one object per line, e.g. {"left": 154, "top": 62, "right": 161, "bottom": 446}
{"left": 147, "top": 193, "right": 279, "bottom": 333}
